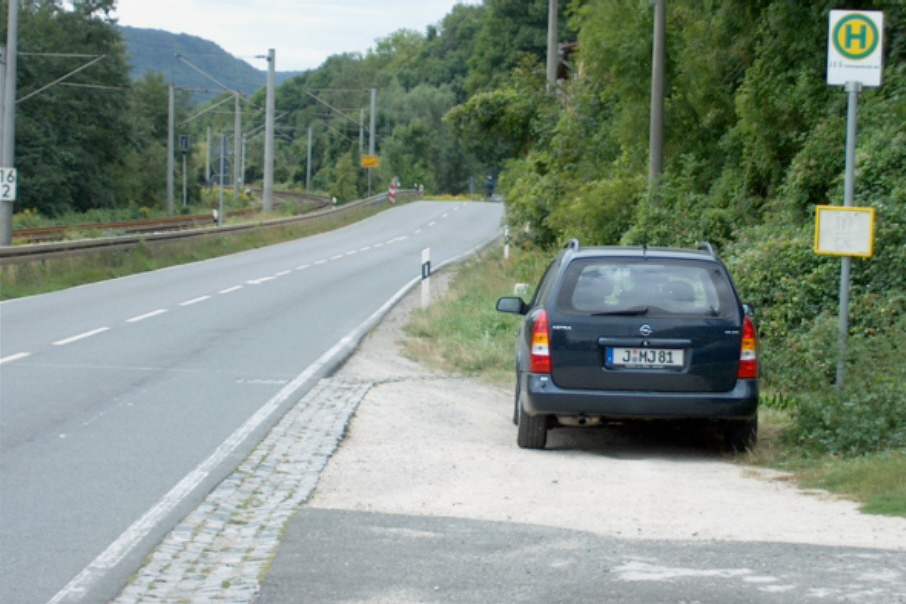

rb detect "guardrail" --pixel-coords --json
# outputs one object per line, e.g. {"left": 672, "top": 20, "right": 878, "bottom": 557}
{"left": 12, "top": 193, "right": 331, "bottom": 243}
{"left": 0, "top": 190, "right": 417, "bottom": 266}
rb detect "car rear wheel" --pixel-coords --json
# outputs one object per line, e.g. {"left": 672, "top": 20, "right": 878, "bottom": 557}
{"left": 512, "top": 376, "right": 520, "bottom": 426}
{"left": 723, "top": 416, "right": 758, "bottom": 453}
{"left": 517, "top": 403, "right": 548, "bottom": 449}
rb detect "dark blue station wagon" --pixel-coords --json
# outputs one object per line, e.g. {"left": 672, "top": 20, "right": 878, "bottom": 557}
{"left": 497, "top": 241, "right": 759, "bottom": 451}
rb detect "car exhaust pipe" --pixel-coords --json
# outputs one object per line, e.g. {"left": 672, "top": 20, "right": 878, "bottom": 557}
{"left": 557, "top": 414, "right": 602, "bottom": 427}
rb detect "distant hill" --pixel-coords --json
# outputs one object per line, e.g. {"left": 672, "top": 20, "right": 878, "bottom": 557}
{"left": 118, "top": 26, "right": 305, "bottom": 99}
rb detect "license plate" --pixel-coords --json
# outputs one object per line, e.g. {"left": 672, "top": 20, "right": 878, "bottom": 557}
{"left": 606, "top": 347, "right": 684, "bottom": 368}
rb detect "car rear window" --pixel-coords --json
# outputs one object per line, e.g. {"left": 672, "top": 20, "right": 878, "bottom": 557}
{"left": 555, "top": 258, "right": 738, "bottom": 318}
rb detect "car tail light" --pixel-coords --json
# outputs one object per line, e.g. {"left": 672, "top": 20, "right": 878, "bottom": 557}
{"left": 529, "top": 310, "right": 552, "bottom": 374}
{"left": 737, "top": 315, "right": 758, "bottom": 379}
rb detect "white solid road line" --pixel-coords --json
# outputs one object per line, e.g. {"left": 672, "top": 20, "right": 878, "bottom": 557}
{"left": 53, "top": 327, "right": 111, "bottom": 346}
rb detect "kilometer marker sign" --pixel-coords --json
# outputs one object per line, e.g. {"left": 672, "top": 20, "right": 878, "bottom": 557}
{"left": 827, "top": 10, "right": 884, "bottom": 87}
{"left": 0, "top": 168, "right": 17, "bottom": 201}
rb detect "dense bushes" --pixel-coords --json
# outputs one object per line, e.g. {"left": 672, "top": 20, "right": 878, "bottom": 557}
{"left": 474, "top": 0, "right": 905, "bottom": 456}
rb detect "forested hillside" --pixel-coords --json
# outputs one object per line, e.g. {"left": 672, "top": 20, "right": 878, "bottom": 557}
{"left": 118, "top": 26, "right": 269, "bottom": 97}
{"left": 118, "top": 26, "right": 304, "bottom": 99}
{"left": 3, "top": 0, "right": 904, "bottom": 453}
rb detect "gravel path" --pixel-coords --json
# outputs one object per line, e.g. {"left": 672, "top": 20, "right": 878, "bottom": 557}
{"left": 309, "top": 279, "right": 906, "bottom": 552}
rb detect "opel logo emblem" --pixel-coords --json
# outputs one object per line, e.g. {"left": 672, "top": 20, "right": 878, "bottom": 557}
{"left": 639, "top": 324, "right": 653, "bottom": 337}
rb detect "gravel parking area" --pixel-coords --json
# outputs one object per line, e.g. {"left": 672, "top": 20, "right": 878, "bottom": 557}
{"left": 308, "top": 280, "right": 906, "bottom": 552}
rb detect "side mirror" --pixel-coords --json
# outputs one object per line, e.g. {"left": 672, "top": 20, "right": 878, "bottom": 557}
{"left": 496, "top": 296, "right": 527, "bottom": 315}
{"left": 742, "top": 303, "right": 756, "bottom": 319}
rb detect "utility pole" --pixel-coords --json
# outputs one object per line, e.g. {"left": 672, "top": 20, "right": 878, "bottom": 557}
{"left": 233, "top": 92, "right": 241, "bottom": 199}
{"left": 546, "top": 0, "right": 559, "bottom": 90}
{"left": 648, "top": 0, "right": 666, "bottom": 200}
{"left": 306, "top": 126, "right": 312, "bottom": 193}
{"left": 167, "top": 84, "right": 175, "bottom": 215}
{"left": 368, "top": 88, "right": 376, "bottom": 196}
{"left": 241, "top": 135, "right": 247, "bottom": 193}
{"left": 218, "top": 135, "right": 226, "bottom": 226}
{"left": 206, "top": 126, "right": 211, "bottom": 186}
{"left": 263, "top": 48, "right": 276, "bottom": 212}
{"left": 1, "top": 0, "right": 19, "bottom": 246}
{"left": 359, "top": 108, "right": 364, "bottom": 154}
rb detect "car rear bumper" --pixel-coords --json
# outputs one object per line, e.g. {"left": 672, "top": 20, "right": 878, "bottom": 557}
{"left": 521, "top": 373, "right": 759, "bottom": 420}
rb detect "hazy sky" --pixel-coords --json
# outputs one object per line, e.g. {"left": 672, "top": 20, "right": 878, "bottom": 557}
{"left": 112, "top": 0, "right": 484, "bottom": 72}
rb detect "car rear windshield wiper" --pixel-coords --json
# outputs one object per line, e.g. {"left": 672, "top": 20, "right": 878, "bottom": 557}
{"left": 592, "top": 306, "right": 649, "bottom": 316}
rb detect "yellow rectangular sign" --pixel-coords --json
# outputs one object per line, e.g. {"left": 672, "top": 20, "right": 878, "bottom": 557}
{"left": 361, "top": 155, "right": 379, "bottom": 168}
{"left": 814, "top": 205, "right": 876, "bottom": 257}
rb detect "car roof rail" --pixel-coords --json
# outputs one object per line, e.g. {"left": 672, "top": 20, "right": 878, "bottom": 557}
{"left": 564, "top": 238, "right": 580, "bottom": 251}
{"left": 697, "top": 241, "right": 717, "bottom": 257}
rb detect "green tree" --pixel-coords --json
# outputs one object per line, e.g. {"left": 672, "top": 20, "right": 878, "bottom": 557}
{"left": 329, "top": 152, "right": 359, "bottom": 203}
{"left": 115, "top": 72, "right": 171, "bottom": 207}
{"left": 465, "top": 0, "right": 568, "bottom": 94}
{"left": 6, "top": 0, "right": 133, "bottom": 216}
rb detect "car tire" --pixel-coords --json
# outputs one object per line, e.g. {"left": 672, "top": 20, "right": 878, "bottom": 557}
{"left": 513, "top": 376, "right": 520, "bottom": 426}
{"left": 517, "top": 402, "right": 548, "bottom": 449}
{"left": 723, "top": 416, "right": 758, "bottom": 453}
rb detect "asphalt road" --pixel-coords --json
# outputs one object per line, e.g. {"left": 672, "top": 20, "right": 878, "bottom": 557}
{"left": 261, "top": 509, "right": 906, "bottom": 604}
{"left": 0, "top": 200, "right": 503, "bottom": 604}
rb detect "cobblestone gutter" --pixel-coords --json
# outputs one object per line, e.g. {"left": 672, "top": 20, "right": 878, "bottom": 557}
{"left": 114, "top": 378, "right": 371, "bottom": 603}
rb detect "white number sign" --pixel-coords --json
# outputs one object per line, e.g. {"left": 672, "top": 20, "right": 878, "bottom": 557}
{"left": 0, "top": 168, "right": 17, "bottom": 201}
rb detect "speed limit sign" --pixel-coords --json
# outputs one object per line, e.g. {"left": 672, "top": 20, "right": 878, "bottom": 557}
{"left": 0, "top": 168, "right": 16, "bottom": 201}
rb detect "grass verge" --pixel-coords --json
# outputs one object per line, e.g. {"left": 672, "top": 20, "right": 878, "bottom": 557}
{"left": 402, "top": 243, "right": 906, "bottom": 519}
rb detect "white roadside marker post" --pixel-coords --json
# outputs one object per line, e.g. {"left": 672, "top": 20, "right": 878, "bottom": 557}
{"left": 421, "top": 248, "right": 431, "bottom": 309}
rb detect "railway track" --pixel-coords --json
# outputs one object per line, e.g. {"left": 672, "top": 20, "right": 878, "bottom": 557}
{"left": 12, "top": 191, "right": 331, "bottom": 244}
{"left": 0, "top": 191, "right": 419, "bottom": 266}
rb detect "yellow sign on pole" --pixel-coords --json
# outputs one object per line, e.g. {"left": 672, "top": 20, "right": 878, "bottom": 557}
{"left": 814, "top": 205, "right": 876, "bottom": 257}
{"left": 361, "top": 155, "right": 379, "bottom": 168}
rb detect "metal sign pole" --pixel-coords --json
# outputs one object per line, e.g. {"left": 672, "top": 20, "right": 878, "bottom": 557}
{"left": 182, "top": 152, "right": 188, "bottom": 208}
{"left": 836, "top": 81, "right": 862, "bottom": 391}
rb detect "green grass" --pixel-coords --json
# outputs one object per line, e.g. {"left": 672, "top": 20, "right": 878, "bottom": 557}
{"left": 402, "top": 245, "right": 548, "bottom": 385}
{"left": 402, "top": 243, "right": 906, "bottom": 519}
{"left": 780, "top": 451, "right": 906, "bottom": 517}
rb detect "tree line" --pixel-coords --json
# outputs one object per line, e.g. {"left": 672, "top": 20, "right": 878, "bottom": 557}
{"left": 481, "top": 0, "right": 904, "bottom": 455}
{"left": 3, "top": 0, "right": 564, "bottom": 215}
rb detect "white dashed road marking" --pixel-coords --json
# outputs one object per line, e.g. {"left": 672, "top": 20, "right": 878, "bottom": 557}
{"left": 0, "top": 352, "right": 31, "bottom": 364}
{"left": 127, "top": 310, "right": 168, "bottom": 323}
{"left": 53, "top": 327, "right": 111, "bottom": 346}
{"left": 180, "top": 296, "right": 211, "bottom": 307}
